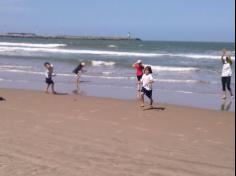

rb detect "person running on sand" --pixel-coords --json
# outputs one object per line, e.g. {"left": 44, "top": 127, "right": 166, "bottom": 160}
{"left": 133, "top": 60, "right": 144, "bottom": 97}
{"left": 73, "top": 62, "right": 86, "bottom": 89}
{"left": 140, "top": 66, "right": 154, "bottom": 108}
{"left": 44, "top": 62, "right": 56, "bottom": 94}
{"left": 221, "top": 49, "right": 234, "bottom": 99}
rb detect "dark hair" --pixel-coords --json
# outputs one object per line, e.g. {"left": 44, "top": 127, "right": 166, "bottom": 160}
{"left": 44, "top": 62, "right": 50, "bottom": 66}
{"left": 144, "top": 66, "right": 153, "bottom": 74}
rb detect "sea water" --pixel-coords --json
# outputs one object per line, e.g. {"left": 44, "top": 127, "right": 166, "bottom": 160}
{"left": 0, "top": 37, "right": 235, "bottom": 111}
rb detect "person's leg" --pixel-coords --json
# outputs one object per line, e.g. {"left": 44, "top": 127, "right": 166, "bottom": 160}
{"left": 76, "top": 74, "right": 81, "bottom": 89}
{"left": 51, "top": 83, "right": 56, "bottom": 94}
{"left": 140, "top": 88, "right": 145, "bottom": 107}
{"left": 45, "top": 84, "right": 50, "bottom": 93}
{"left": 137, "top": 81, "right": 142, "bottom": 98}
{"left": 222, "top": 77, "right": 227, "bottom": 99}
{"left": 146, "top": 90, "right": 153, "bottom": 107}
{"left": 226, "top": 77, "right": 233, "bottom": 96}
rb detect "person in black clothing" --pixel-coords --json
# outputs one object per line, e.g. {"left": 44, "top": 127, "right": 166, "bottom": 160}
{"left": 73, "top": 62, "right": 86, "bottom": 89}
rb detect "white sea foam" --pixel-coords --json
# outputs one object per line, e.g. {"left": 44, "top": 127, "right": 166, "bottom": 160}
{"left": 91, "top": 60, "right": 116, "bottom": 66}
{"left": 157, "top": 79, "right": 206, "bottom": 84}
{"left": 150, "top": 65, "right": 199, "bottom": 72}
{"left": 0, "top": 46, "right": 161, "bottom": 57}
{"left": 0, "top": 67, "right": 213, "bottom": 85}
{"left": 0, "top": 65, "right": 32, "bottom": 69}
{"left": 0, "top": 68, "right": 44, "bottom": 75}
{"left": 169, "top": 53, "right": 235, "bottom": 60}
{"left": 0, "top": 42, "right": 67, "bottom": 48}
{"left": 108, "top": 45, "right": 118, "bottom": 48}
{"left": 0, "top": 45, "right": 234, "bottom": 60}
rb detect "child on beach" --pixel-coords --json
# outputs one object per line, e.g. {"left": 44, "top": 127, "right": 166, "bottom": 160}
{"left": 221, "top": 49, "right": 234, "bottom": 99}
{"left": 73, "top": 62, "right": 86, "bottom": 89}
{"left": 44, "top": 62, "right": 56, "bottom": 94}
{"left": 140, "top": 66, "right": 154, "bottom": 108}
{"left": 133, "top": 60, "right": 144, "bottom": 96}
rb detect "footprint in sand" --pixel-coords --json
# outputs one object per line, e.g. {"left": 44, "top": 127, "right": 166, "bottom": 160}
{"left": 134, "top": 126, "right": 149, "bottom": 132}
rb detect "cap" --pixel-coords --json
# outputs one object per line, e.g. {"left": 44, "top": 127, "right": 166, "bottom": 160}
{"left": 137, "top": 60, "right": 142, "bottom": 64}
{"left": 81, "top": 62, "right": 86, "bottom": 66}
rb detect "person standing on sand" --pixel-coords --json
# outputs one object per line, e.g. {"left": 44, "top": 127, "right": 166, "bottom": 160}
{"left": 44, "top": 62, "right": 56, "bottom": 94}
{"left": 132, "top": 60, "right": 145, "bottom": 97}
{"left": 140, "top": 66, "right": 154, "bottom": 108}
{"left": 73, "top": 62, "right": 86, "bottom": 89}
{"left": 221, "top": 49, "right": 234, "bottom": 99}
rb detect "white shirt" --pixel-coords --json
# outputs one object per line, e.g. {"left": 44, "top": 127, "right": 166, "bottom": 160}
{"left": 141, "top": 74, "right": 154, "bottom": 91}
{"left": 222, "top": 56, "right": 232, "bottom": 77}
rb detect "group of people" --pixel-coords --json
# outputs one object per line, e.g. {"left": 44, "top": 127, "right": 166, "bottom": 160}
{"left": 44, "top": 62, "right": 86, "bottom": 94}
{"left": 43, "top": 49, "right": 234, "bottom": 108}
{"left": 44, "top": 59, "right": 155, "bottom": 107}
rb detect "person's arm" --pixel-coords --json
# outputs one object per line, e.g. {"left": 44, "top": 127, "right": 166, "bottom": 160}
{"left": 221, "top": 53, "right": 225, "bottom": 64}
{"left": 149, "top": 75, "right": 154, "bottom": 84}
{"left": 227, "top": 56, "right": 233, "bottom": 65}
{"left": 132, "top": 62, "right": 138, "bottom": 68}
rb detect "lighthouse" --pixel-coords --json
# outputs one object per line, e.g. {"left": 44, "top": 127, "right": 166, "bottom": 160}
{"left": 128, "top": 32, "right": 131, "bottom": 39}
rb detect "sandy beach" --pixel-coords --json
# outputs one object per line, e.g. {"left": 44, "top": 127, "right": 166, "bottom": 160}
{"left": 0, "top": 89, "right": 235, "bottom": 176}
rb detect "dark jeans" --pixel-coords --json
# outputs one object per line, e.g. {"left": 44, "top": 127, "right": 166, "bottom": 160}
{"left": 221, "top": 76, "right": 232, "bottom": 92}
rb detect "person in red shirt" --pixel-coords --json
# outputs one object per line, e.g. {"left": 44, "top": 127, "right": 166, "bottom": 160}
{"left": 133, "top": 60, "right": 145, "bottom": 97}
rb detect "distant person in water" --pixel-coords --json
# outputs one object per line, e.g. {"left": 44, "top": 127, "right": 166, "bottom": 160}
{"left": 133, "top": 60, "right": 145, "bottom": 97}
{"left": 44, "top": 62, "right": 56, "bottom": 94}
{"left": 140, "top": 66, "right": 154, "bottom": 108}
{"left": 73, "top": 62, "right": 86, "bottom": 89}
{"left": 221, "top": 49, "right": 233, "bottom": 99}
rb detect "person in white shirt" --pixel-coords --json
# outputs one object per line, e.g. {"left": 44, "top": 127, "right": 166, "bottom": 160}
{"left": 140, "top": 66, "right": 154, "bottom": 107}
{"left": 221, "top": 49, "right": 233, "bottom": 99}
{"left": 44, "top": 62, "right": 56, "bottom": 94}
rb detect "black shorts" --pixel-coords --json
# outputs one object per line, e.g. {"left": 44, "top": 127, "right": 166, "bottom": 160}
{"left": 46, "top": 78, "right": 54, "bottom": 85}
{"left": 137, "top": 75, "right": 143, "bottom": 81}
{"left": 141, "top": 87, "right": 153, "bottom": 99}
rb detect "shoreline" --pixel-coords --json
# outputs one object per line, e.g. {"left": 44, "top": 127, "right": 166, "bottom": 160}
{"left": 0, "top": 87, "right": 230, "bottom": 112}
{"left": 0, "top": 88, "right": 234, "bottom": 176}
{"left": 0, "top": 78, "right": 235, "bottom": 112}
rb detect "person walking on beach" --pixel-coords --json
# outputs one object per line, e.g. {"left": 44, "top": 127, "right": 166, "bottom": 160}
{"left": 140, "top": 66, "right": 154, "bottom": 108}
{"left": 221, "top": 49, "right": 234, "bottom": 99}
{"left": 44, "top": 62, "right": 56, "bottom": 94}
{"left": 133, "top": 60, "right": 144, "bottom": 97}
{"left": 73, "top": 62, "right": 86, "bottom": 89}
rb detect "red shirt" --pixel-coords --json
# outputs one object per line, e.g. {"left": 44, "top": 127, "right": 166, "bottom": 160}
{"left": 135, "top": 64, "right": 144, "bottom": 76}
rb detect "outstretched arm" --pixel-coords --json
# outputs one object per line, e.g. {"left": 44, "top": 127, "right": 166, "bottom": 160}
{"left": 132, "top": 62, "right": 137, "bottom": 68}
{"left": 221, "top": 50, "right": 226, "bottom": 64}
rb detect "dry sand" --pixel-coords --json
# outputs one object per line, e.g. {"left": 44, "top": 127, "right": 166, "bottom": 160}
{"left": 0, "top": 89, "right": 235, "bottom": 176}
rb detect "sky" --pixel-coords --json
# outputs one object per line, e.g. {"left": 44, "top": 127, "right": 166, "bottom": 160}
{"left": 0, "top": 0, "right": 235, "bottom": 42}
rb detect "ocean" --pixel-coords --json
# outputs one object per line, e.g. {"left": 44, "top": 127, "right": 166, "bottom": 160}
{"left": 0, "top": 37, "right": 235, "bottom": 111}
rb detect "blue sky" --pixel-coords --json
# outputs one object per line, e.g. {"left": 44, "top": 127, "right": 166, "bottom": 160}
{"left": 0, "top": 0, "right": 235, "bottom": 42}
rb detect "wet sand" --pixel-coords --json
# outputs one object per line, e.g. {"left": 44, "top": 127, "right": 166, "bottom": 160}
{"left": 0, "top": 89, "right": 235, "bottom": 176}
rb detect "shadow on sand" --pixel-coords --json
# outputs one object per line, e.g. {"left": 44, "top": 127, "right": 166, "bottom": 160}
{"left": 0, "top": 97, "right": 6, "bottom": 101}
{"left": 221, "top": 100, "right": 232, "bottom": 111}
{"left": 143, "top": 106, "right": 166, "bottom": 111}
{"left": 54, "top": 92, "right": 69, "bottom": 96}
